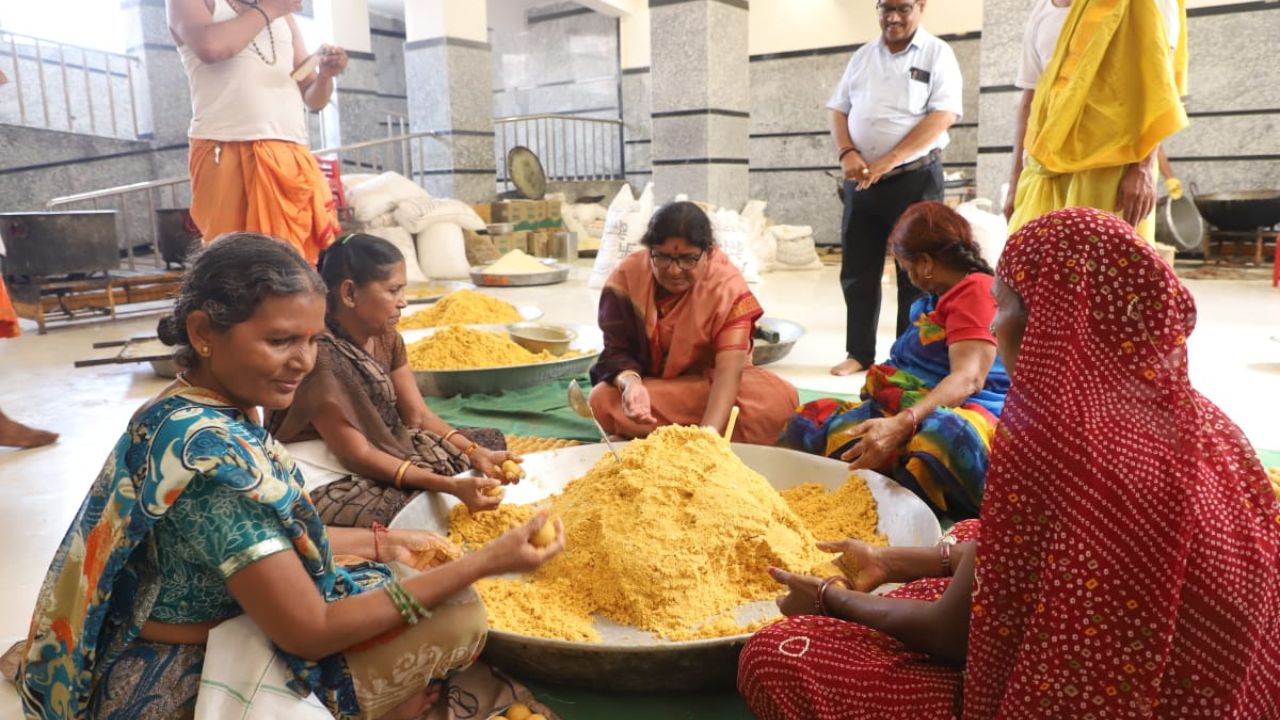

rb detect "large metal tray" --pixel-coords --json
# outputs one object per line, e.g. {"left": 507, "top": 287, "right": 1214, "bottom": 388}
{"left": 402, "top": 323, "right": 601, "bottom": 397}
{"left": 390, "top": 443, "right": 941, "bottom": 690}
{"left": 470, "top": 262, "right": 571, "bottom": 287}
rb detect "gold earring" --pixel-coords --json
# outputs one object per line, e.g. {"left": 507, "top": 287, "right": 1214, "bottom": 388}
{"left": 201, "top": 345, "right": 210, "bottom": 355}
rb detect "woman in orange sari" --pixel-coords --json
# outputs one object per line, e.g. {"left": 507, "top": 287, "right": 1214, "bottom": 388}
{"left": 588, "top": 201, "right": 798, "bottom": 444}
{"left": 0, "top": 276, "right": 57, "bottom": 448}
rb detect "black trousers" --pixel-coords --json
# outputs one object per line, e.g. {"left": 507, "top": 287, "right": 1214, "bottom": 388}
{"left": 840, "top": 161, "right": 944, "bottom": 366}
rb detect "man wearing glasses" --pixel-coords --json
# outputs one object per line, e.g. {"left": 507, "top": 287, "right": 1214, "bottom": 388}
{"left": 827, "top": 0, "right": 962, "bottom": 377}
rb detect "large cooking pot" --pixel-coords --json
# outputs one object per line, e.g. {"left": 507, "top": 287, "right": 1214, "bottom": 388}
{"left": 155, "top": 208, "right": 202, "bottom": 268}
{"left": 0, "top": 211, "right": 119, "bottom": 277}
{"left": 1191, "top": 188, "right": 1280, "bottom": 231}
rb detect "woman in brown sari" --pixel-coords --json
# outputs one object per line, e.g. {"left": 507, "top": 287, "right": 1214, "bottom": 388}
{"left": 269, "top": 234, "right": 520, "bottom": 527}
{"left": 588, "top": 201, "right": 798, "bottom": 444}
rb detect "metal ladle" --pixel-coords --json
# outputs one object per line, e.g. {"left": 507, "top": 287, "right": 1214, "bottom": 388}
{"left": 567, "top": 379, "right": 623, "bottom": 462}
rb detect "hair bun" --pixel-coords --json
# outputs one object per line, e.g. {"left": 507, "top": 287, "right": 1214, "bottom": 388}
{"left": 156, "top": 314, "right": 188, "bottom": 347}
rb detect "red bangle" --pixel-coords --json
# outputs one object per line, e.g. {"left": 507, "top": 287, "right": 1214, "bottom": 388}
{"left": 372, "top": 522, "right": 388, "bottom": 562}
{"left": 903, "top": 406, "right": 919, "bottom": 431}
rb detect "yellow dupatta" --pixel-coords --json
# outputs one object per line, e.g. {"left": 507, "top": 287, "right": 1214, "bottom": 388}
{"left": 1025, "top": 0, "right": 1188, "bottom": 174}
{"left": 1009, "top": 0, "right": 1188, "bottom": 240}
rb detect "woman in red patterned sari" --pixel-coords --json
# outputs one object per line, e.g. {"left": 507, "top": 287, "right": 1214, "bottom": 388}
{"left": 738, "top": 207, "right": 1280, "bottom": 719}
{"left": 588, "top": 201, "right": 798, "bottom": 444}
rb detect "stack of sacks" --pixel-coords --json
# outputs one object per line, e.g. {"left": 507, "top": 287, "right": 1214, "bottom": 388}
{"left": 342, "top": 172, "right": 486, "bottom": 280}
{"left": 557, "top": 193, "right": 608, "bottom": 253}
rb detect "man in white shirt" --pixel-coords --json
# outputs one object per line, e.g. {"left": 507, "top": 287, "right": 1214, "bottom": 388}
{"left": 827, "top": 0, "right": 963, "bottom": 376}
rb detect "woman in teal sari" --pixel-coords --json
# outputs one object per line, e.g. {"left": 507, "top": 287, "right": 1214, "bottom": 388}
{"left": 782, "top": 202, "right": 1009, "bottom": 519}
{"left": 15, "top": 234, "right": 563, "bottom": 720}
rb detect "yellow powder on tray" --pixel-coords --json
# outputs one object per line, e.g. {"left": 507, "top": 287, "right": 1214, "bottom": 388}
{"left": 483, "top": 249, "right": 554, "bottom": 275}
{"left": 782, "top": 479, "right": 888, "bottom": 547}
{"left": 407, "top": 326, "right": 558, "bottom": 370}
{"left": 451, "top": 426, "right": 842, "bottom": 642}
{"left": 399, "top": 289, "right": 522, "bottom": 330}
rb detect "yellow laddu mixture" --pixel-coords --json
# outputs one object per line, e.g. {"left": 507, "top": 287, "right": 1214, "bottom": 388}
{"left": 407, "top": 326, "right": 559, "bottom": 370}
{"left": 399, "top": 289, "right": 523, "bottom": 329}
{"left": 447, "top": 426, "right": 883, "bottom": 642}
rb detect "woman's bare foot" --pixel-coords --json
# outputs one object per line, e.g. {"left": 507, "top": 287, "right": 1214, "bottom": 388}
{"left": 830, "top": 358, "right": 866, "bottom": 377}
{"left": 0, "top": 411, "right": 58, "bottom": 449}
{"left": 382, "top": 683, "right": 442, "bottom": 720}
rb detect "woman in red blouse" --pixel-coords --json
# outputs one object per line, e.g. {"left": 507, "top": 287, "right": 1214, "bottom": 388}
{"left": 781, "top": 202, "right": 1009, "bottom": 519}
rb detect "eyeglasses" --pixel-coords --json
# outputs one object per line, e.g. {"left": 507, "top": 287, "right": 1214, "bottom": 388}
{"left": 649, "top": 250, "right": 703, "bottom": 271}
{"left": 876, "top": 2, "right": 918, "bottom": 17}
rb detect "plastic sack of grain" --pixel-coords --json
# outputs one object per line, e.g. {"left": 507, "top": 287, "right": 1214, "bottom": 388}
{"left": 364, "top": 226, "right": 429, "bottom": 283}
{"left": 393, "top": 197, "right": 486, "bottom": 234}
{"left": 741, "top": 200, "right": 775, "bottom": 272}
{"left": 346, "top": 172, "right": 431, "bottom": 223}
{"left": 588, "top": 183, "right": 654, "bottom": 289}
{"left": 709, "top": 208, "right": 762, "bottom": 284}
{"left": 954, "top": 199, "right": 1007, "bottom": 267}
{"left": 772, "top": 226, "right": 824, "bottom": 271}
{"left": 416, "top": 223, "right": 471, "bottom": 279}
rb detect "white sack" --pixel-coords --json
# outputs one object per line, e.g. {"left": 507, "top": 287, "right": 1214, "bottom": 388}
{"left": 364, "top": 226, "right": 429, "bottom": 284}
{"left": 415, "top": 223, "right": 471, "bottom": 279}
{"left": 588, "top": 183, "right": 655, "bottom": 289}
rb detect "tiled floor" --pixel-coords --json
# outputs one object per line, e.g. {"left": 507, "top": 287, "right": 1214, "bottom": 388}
{"left": 1, "top": 260, "right": 1278, "bottom": 650}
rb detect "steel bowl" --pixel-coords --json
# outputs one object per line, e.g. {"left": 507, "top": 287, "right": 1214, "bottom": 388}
{"left": 402, "top": 323, "right": 601, "bottom": 397}
{"left": 507, "top": 322, "right": 578, "bottom": 356}
{"left": 486, "top": 223, "right": 516, "bottom": 236}
{"left": 1192, "top": 189, "right": 1280, "bottom": 231}
{"left": 390, "top": 443, "right": 941, "bottom": 691}
{"left": 752, "top": 317, "right": 806, "bottom": 366}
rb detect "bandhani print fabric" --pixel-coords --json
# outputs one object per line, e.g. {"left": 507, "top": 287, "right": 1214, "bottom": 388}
{"left": 967, "top": 208, "right": 1280, "bottom": 717}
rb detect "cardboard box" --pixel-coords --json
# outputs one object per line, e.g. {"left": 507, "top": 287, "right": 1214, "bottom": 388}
{"left": 463, "top": 230, "right": 500, "bottom": 266}
{"left": 471, "top": 203, "right": 493, "bottom": 225}
{"left": 490, "top": 231, "right": 529, "bottom": 256}
{"left": 528, "top": 230, "right": 551, "bottom": 258}
{"left": 543, "top": 200, "right": 562, "bottom": 225}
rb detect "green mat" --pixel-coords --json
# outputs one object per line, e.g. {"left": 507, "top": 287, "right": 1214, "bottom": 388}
{"left": 430, "top": 376, "right": 852, "bottom": 441}
{"left": 1261, "top": 449, "right": 1280, "bottom": 468}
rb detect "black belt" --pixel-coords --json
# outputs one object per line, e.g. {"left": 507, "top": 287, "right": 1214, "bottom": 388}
{"left": 879, "top": 148, "right": 941, "bottom": 181}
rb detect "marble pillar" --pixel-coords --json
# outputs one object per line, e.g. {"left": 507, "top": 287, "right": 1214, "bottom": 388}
{"left": 974, "top": 0, "right": 1030, "bottom": 202}
{"left": 123, "top": 0, "right": 191, "bottom": 144}
{"left": 402, "top": 0, "right": 495, "bottom": 202}
{"left": 315, "top": 0, "right": 382, "bottom": 146}
{"left": 404, "top": 38, "right": 496, "bottom": 201}
{"left": 648, "top": 0, "right": 749, "bottom": 209}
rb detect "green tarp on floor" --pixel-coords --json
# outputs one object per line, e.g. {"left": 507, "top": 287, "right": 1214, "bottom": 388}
{"left": 430, "top": 376, "right": 851, "bottom": 441}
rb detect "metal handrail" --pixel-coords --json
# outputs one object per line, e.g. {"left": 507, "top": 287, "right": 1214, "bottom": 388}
{"left": 1, "top": 29, "right": 142, "bottom": 139}
{"left": 46, "top": 131, "right": 448, "bottom": 270}
{"left": 494, "top": 113, "right": 624, "bottom": 189}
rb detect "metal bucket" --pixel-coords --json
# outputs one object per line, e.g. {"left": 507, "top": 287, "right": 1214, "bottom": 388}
{"left": 0, "top": 211, "right": 119, "bottom": 277}
{"left": 1155, "top": 194, "right": 1204, "bottom": 252}
{"left": 155, "top": 208, "right": 202, "bottom": 268}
